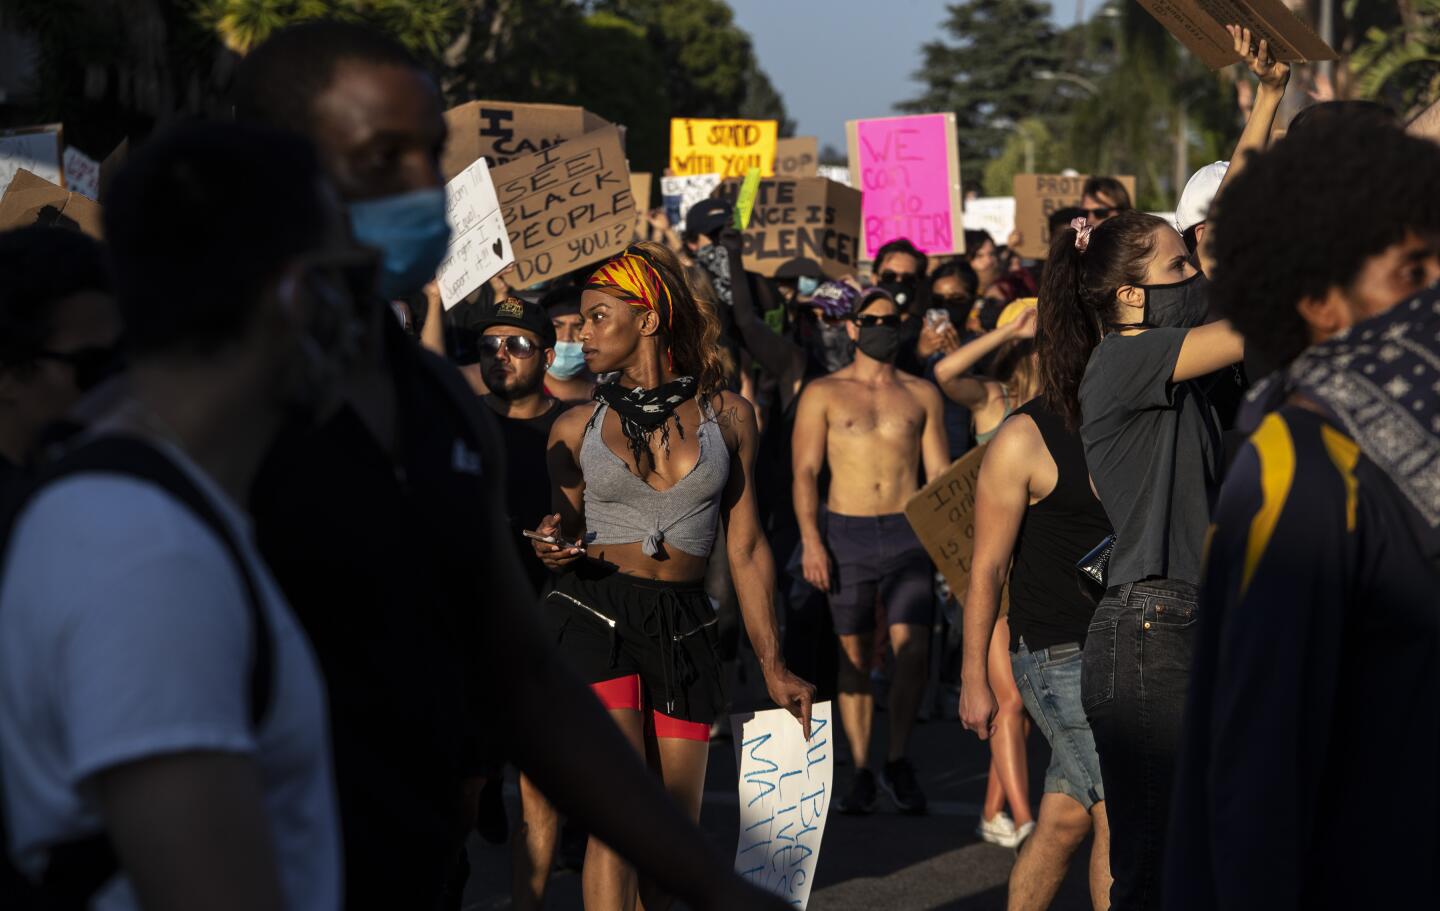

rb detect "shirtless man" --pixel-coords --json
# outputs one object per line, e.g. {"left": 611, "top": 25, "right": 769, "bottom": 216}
{"left": 792, "top": 287, "right": 950, "bottom": 815}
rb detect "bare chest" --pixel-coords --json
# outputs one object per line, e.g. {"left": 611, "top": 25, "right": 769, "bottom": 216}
{"left": 827, "top": 385, "right": 925, "bottom": 441}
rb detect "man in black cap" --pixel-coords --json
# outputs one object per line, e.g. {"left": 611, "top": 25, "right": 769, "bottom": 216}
{"left": 476, "top": 295, "right": 562, "bottom": 593}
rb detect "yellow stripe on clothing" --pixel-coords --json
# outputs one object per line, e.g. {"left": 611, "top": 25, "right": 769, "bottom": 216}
{"left": 1320, "top": 425, "right": 1361, "bottom": 532}
{"left": 1241, "top": 414, "right": 1297, "bottom": 598}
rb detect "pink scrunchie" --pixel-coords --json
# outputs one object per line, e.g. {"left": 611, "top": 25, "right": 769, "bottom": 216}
{"left": 1071, "top": 216, "right": 1093, "bottom": 253}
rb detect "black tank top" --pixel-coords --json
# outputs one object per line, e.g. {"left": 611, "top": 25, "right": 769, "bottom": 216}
{"left": 1007, "top": 400, "right": 1114, "bottom": 651}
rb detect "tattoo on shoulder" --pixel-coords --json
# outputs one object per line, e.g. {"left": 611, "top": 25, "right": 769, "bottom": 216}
{"left": 715, "top": 404, "right": 745, "bottom": 429}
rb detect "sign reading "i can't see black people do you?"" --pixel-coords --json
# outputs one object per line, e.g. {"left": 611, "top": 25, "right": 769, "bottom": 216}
{"left": 489, "top": 126, "right": 636, "bottom": 286}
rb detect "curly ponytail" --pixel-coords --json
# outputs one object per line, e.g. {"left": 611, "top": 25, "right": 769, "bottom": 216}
{"left": 1037, "top": 211, "right": 1167, "bottom": 429}
{"left": 628, "top": 240, "right": 732, "bottom": 396}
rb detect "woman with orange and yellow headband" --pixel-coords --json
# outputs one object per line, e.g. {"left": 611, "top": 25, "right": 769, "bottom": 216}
{"left": 523, "top": 242, "right": 814, "bottom": 908}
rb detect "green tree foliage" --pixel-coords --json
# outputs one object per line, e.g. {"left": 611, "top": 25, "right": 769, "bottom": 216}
{"left": 596, "top": 0, "right": 791, "bottom": 131}
{"left": 899, "top": 0, "right": 1064, "bottom": 178}
{"left": 3, "top": 0, "right": 787, "bottom": 179}
{"left": 1345, "top": 0, "right": 1440, "bottom": 119}
{"left": 981, "top": 117, "right": 1066, "bottom": 196}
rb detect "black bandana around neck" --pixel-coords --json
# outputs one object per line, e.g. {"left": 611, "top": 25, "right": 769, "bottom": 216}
{"left": 592, "top": 376, "right": 698, "bottom": 466}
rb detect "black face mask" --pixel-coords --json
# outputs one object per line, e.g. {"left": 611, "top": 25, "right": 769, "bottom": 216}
{"left": 856, "top": 325, "right": 901, "bottom": 363}
{"left": 1129, "top": 272, "right": 1210, "bottom": 330}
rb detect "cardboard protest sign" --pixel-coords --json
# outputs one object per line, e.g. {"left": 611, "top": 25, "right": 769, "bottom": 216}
{"left": 732, "top": 702, "right": 832, "bottom": 909}
{"left": 714, "top": 177, "right": 862, "bottom": 279}
{"left": 1012, "top": 173, "right": 1137, "bottom": 259}
{"left": 1, "top": 124, "right": 63, "bottom": 197}
{"left": 846, "top": 113, "right": 965, "bottom": 261}
{"left": 629, "top": 172, "right": 652, "bottom": 216}
{"left": 490, "top": 126, "right": 635, "bottom": 287}
{"left": 904, "top": 445, "right": 999, "bottom": 607}
{"left": 63, "top": 147, "right": 100, "bottom": 200}
{"left": 964, "top": 197, "right": 1016, "bottom": 247}
{"left": 660, "top": 173, "right": 721, "bottom": 228}
{"left": 0, "top": 168, "right": 103, "bottom": 239}
{"left": 816, "top": 164, "right": 851, "bottom": 187}
{"left": 1136, "top": 0, "right": 1336, "bottom": 70}
{"left": 442, "top": 101, "right": 611, "bottom": 179}
{"left": 774, "top": 136, "right": 818, "bottom": 178}
{"left": 435, "top": 158, "right": 514, "bottom": 309}
{"left": 670, "top": 118, "right": 778, "bottom": 179}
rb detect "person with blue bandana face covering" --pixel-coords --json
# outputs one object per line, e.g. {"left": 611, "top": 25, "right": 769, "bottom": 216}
{"left": 540, "top": 284, "right": 596, "bottom": 403}
{"left": 234, "top": 20, "right": 792, "bottom": 911}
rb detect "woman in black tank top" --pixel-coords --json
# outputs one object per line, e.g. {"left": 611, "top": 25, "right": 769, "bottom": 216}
{"left": 958, "top": 393, "right": 1114, "bottom": 874}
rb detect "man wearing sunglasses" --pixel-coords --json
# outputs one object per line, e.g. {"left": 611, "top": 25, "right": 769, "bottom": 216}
{"left": 1078, "top": 175, "right": 1133, "bottom": 225}
{"left": 0, "top": 226, "right": 122, "bottom": 490}
{"left": 475, "top": 295, "right": 561, "bottom": 594}
{"left": 792, "top": 287, "right": 950, "bottom": 817}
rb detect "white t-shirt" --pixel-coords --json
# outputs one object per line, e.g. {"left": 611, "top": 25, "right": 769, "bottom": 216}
{"left": 0, "top": 437, "right": 340, "bottom": 910}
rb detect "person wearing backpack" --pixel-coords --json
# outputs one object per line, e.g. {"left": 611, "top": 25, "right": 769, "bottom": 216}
{"left": 0, "top": 121, "right": 356, "bottom": 910}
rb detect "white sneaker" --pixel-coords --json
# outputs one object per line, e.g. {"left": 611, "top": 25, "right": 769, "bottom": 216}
{"left": 1014, "top": 820, "right": 1036, "bottom": 850}
{"left": 975, "top": 812, "right": 1022, "bottom": 848}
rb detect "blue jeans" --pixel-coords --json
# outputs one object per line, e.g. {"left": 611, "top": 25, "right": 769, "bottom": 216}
{"left": 1012, "top": 639, "right": 1104, "bottom": 810}
{"left": 1081, "top": 580, "right": 1200, "bottom": 911}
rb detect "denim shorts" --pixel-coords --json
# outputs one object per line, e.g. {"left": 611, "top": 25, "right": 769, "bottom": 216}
{"left": 1012, "top": 638, "right": 1105, "bottom": 810}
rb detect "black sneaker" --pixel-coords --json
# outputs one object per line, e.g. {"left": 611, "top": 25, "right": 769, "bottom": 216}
{"left": 880, "top": 758, "right": 928, "bottom": 815}
{"left": 835, "top": 768, "right": 878, "bottom": 815}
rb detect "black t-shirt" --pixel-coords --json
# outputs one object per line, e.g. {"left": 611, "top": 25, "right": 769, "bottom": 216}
{"left": 1005, "top": 400, "right": 1113, "bottom": 651}
{"left": 250, "top": 319, "right": 496, "bottom": 909}
{"left": 487, "top": 398, "right": 562, "bottom": 593}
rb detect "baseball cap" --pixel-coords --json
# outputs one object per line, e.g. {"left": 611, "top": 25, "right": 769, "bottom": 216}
{"left": 1175, "top": 161, "right": 1229, "bottom": 234}
{"left": 471, "top": 295, "right": 556, "bottom": 347}
{"left": 858, "top": 286, "right": 897, "bottom": 312}
{"left": 686, "top": 198, "right": 732, "bottom": 237}
{"left": 996, "top": 298, "right": 1037, "bottom": 329}
{"left": 808, "top": 280, "right": 860, "bottom": 318}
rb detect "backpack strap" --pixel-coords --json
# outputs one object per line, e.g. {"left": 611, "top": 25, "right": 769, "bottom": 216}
{"left": 0, "top": 435, "right": 273, "bottom": 909}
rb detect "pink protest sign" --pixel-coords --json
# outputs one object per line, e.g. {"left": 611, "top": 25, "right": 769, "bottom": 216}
{"left": 846, "top": 113, "right": 965, "bottom": 261}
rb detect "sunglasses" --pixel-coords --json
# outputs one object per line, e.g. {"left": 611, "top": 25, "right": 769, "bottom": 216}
{"left": 479, "top": 335, "right": 540, "bottom": 359}
{"left": 854, "top": 314, "right": 902, "bottom": 328}
{"left": 34, "top": 346, "right": 124, "bottom": 392}
{"left": 1081, "top": 207, "right": 1115, "bottom": 220}
{"left": 878, "top": 270, "right": 915, "bottom": 284}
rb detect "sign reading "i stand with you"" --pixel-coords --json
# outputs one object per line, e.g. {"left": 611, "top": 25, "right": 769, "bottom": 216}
{"left": 846, "top": 113, "right": 965, "bottom": 261}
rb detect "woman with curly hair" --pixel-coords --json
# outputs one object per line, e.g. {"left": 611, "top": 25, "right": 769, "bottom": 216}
{"left": 529, "top": 242, "right": 815, "bottom": 909}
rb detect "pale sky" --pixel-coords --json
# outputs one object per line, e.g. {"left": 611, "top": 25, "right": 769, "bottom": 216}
{"left": 726, "top": 0, "right": 1084, "bottom": 154}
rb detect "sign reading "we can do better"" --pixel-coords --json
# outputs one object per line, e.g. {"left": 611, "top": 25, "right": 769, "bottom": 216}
{"left": 846, "top": 113, "right": 965, "bottom": 261}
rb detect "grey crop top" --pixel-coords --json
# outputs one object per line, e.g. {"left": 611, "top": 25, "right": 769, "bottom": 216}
{"left": 580, "top": 398, "right": 729, "bottom": 558}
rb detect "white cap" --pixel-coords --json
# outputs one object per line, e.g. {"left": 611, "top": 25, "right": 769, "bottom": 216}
{"left": 1175, "top": 161, "right": 1229, "bottom": 234}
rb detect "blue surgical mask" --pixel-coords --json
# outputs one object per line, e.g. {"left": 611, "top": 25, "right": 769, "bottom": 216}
{"left": 348, "top": 188, "right": 451, "bottom": 300}
{"left": 550, "top": 341, "right": 586, "bottom": 379}
{"left": 797, "top": 275, "right": 820, "bottom": 296}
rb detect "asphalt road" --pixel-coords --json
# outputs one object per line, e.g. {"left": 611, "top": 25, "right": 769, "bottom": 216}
{"left": 460, "top": 647, "right": 1096, "bottom": 910}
